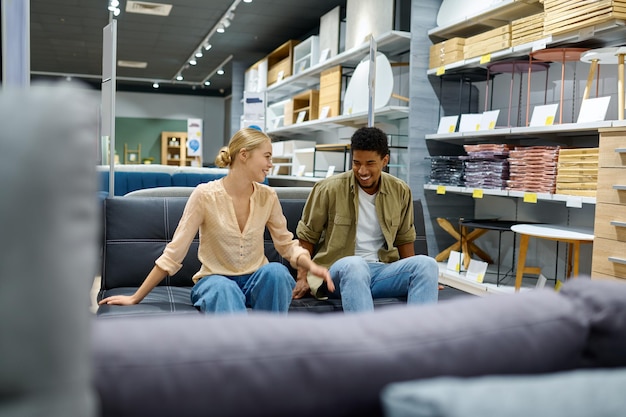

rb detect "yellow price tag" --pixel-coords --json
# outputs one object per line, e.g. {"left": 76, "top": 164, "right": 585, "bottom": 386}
{"left": 476, "top": 273, "right": 484, "bottom": 283}
{"left": 545, "top": 115, "right": 554, "bottom": 126}
{"left": 480, "top": 54, "right": 491, "bottom": 64}
{"left": 472, "top": 189, "right": 484, "bottom": 199}
{"left": 475, "top": 124, "right": 481, "bottom": 131}
{"left": 555, "top": 280, "right": 563, "bottom": 292}
{"left": 488, "top": 121, "right": 496, "bottom": 129}
{"left": 448, "top": 125, "right": 455, "bottom": 133}
{"left": 523, "top": 193, "right": 538, "bottom": 203}
{"left": 436, "top": 66, "right": 445, "bottom": 76}
{"left": 436, "top": 185, "right": 446, "bottom": 195}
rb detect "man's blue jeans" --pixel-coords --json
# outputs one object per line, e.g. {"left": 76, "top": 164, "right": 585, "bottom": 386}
{"left": 190, "top": 262, "right": 295, "bottom": 314}
{"left": 328, "top": 255, "right": 439, "bottom": 313}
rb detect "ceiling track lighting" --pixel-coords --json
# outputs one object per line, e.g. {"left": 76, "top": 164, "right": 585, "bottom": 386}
{"left": 172, "top": 0, "right": 252, "bottom": 86}
{"left": 217, "top": 68, "right": 225, "bottom": 75}
{"left": 200, "top": 55, "right": 233, "bottom": 86}
{"left": 107, "top": 0, "right": 121, "bottom": 17}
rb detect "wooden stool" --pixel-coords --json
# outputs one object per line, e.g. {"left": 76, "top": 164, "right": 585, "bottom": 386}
{"left": 435, "top": 218, "right": 494, "bottom": 270}
{"left": 511, "top": 224, "right": 594, "bottom": 291}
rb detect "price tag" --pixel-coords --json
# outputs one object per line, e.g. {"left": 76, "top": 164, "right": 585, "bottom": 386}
{"left": 566, "top": 196, "right": 583, "bottom": 208}
{"left": 436, "top": 185, "right": 446, "bottom": 195}
{"left": 436, "top": 66, "right": 445, "bottom": 76}
{"left": 545, "top": 115, "right": 554, "bottom": 126}
{"left": 523, "top": 192, "right": 538, "bottom": 203}
{"left": 479, "top": 54, "right": 491, "bottom": 64}
{"left": 554, "top": 280, "right": 563, "bottom": 292}
{"left": 472, "top": 189, "right": 484, "bottom": 199}
{"left": 448, "top": 124, "right": 455, "bottom": 133}
{"left": 488, "top": 121, "right": 496, "bottom": 129}
{"left": 467, "top": 260, "right": 488, "bottom": 283}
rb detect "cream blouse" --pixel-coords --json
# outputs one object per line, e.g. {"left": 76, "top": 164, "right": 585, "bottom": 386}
{"left": 155, "top": 179, "right": 307, "bottom": 283}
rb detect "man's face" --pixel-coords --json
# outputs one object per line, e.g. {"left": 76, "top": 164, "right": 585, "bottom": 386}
{"left": 351, "top": 150, "right": 389, "bottom": 195}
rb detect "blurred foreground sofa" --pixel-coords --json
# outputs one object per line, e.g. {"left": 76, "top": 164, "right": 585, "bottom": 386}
{"left": 93, "top": 278, "right": 626, "bottom": 417}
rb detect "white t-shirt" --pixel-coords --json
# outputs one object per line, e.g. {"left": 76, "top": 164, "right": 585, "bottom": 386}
{"left": 355, "top": 186, "right": 385, "bottom": 262}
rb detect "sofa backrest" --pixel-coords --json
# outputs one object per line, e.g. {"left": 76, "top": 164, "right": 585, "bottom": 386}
{"left": 101, "top": 197, "right": 429, "bottom": 290}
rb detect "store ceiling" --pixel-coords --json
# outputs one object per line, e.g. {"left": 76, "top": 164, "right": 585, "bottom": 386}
{"left": 23, "top": 0, "right": 346, "bottom": 96}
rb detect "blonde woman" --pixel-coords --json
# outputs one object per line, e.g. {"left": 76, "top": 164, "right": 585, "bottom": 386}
{"left": 100, "top": 128, "right": 333, "bottom": 313}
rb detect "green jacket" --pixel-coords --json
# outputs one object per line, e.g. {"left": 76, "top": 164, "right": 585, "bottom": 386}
{"left": 296, "top": 171, "right": 416, "bottom": 297}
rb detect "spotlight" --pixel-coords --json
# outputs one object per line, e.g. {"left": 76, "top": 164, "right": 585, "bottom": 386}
{"left": 189, "top": 58, "right": 197, "bottom": 65}
{"left": 204, "top": 43, "right": 212, "bottom": 51}
{"left": 152, "top": 82, "right": 159, "bottom": 88}
{"left": 217, "top": 68, "right": 225, "bottom": 75}
{"left": 113, "top": 8, "right": 120, "bottom": 16}
{"left": 243, "top": 0, "right": 252, "bottom": 3}
{"left": 110, "top": 0, "right": 119, "bottom": 7}
{"left": 216, "top": 23, "right": 225, "bottom": 33}
{"left": 176, "top": 74, "right": 183, "bottom": 81}
{"left": 204, "top": 81, "right": 211, "bottom": 86}
{"left": 222, "top": 18, "right": 231, "bottom": 28}
{"left": 195, "top": 50, "right": 203, "bottom": 58}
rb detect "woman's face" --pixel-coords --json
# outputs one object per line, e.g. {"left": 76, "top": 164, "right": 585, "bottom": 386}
{"left": 245, "top": 140, "right": 273, "bottom": 182}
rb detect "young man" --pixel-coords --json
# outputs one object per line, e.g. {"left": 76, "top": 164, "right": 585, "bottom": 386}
{"left": 295, "top": 126, "right": 439, "bottom": 312}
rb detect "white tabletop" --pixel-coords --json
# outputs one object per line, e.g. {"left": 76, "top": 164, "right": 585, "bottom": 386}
{"left": 580, "top": 47, "right": 626, "bottom": 64}
{"left": 511, "top": 224, "right": 594, "bottom": 241}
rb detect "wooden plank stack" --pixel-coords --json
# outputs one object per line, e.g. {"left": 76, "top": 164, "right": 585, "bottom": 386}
{"left": 512, "top": 12, "right": 545, "bottom": 46}
{"left": 507, "top": 146, "right": 560, "bottom": 193}
{"left": 555, "top": 147, "right": 599, "bottom": 197}
{"left": 429, "top": 37, "right": 465, "bottom": 69}
{"left": 464, "top": 24, "right": 512, "bottom": 60}
{"left": 543, "top": 0, "right": 626, "bottom": 36}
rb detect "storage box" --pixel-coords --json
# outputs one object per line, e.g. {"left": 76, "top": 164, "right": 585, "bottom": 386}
{"left": 429, "top": 37, "right": 465, "bottom": 69}
{"left": 319, "top": 66, "right": 342, "bottom": 118}
{"left": 512, "top": 12, "right": 545, "bottom": 46}
{"left": 543, "top": 0, "right": 626, "bottom": 36}
{"left": 463, "top": 25, "right": 511, "bottom": 59}
{"left": 266, "top": 40, "right": 299, "bottom": 86}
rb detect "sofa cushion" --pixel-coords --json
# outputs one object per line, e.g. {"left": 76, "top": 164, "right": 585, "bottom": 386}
{"left": 93, "top": 287, "right": 588, "bottom": 417}
{"left": 171, "top": 172, "right": 225, "bottom": 187}
{"left": 101, "top": 197, "right": 199, "bottom": 290}
{"left": 381, "top": 368, "right": 626, "bottom": 417}
{"left": 99, "top": 171, "right": 172, "bottom": 196}
{"left": 559, "top": 277, "right": 626, "bottom": 368}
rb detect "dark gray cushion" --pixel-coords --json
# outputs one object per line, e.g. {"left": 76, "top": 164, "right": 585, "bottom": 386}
{"left": 93, "top": 288, "right": 587, "bottom": 417}
{"left": 558, "top": 277, "right": 626, "bottom": 368}
{"left": 381, "top": 368, "right": 626, "bottom": 417}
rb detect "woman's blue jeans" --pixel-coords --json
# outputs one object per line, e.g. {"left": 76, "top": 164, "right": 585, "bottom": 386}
{"left": 328, "top": 255, "right": 439, "bottom": 313}
{"left": 190, "top": 262, "right": 295, "bottom": 314}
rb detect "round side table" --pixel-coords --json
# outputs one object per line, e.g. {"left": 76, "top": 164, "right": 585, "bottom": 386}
{"left": 511, "top": 224, "right": 594, "bottom": 291}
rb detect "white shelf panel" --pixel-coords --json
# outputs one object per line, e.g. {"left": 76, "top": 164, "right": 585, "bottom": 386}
{"left": 424, "top": 184, "right": 597, "bottom": 205}
{"left": 428, "top": 19, "right": 626, "bottom": 76}
{"left": 426, "top": 121, "right": 618, "bottom": 142}
{"left": 429, "top": 0, "right": 543, "bottom": 39}
{"left": 438, "top": 263, "right": 533, "bottom": 296}
{"left": 267, "top": 31, "right": 410, "bottom": 103}
{"left": 267, "top": 106, "right": 409, "bottom": 138}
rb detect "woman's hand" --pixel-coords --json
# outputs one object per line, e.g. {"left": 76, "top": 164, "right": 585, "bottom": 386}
{"left": 98, "top": 295, "right": 139, "bottom": 306}
{"left": 292, "top": 268, "right": 311, "bottom": 299}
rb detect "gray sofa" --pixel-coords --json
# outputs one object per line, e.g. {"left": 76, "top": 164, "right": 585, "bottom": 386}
{"left": 93, "top": 278, "right": 626, "bottom": 417}
{"left": 96, "top": 193, "right": 430, "bottom": 316}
